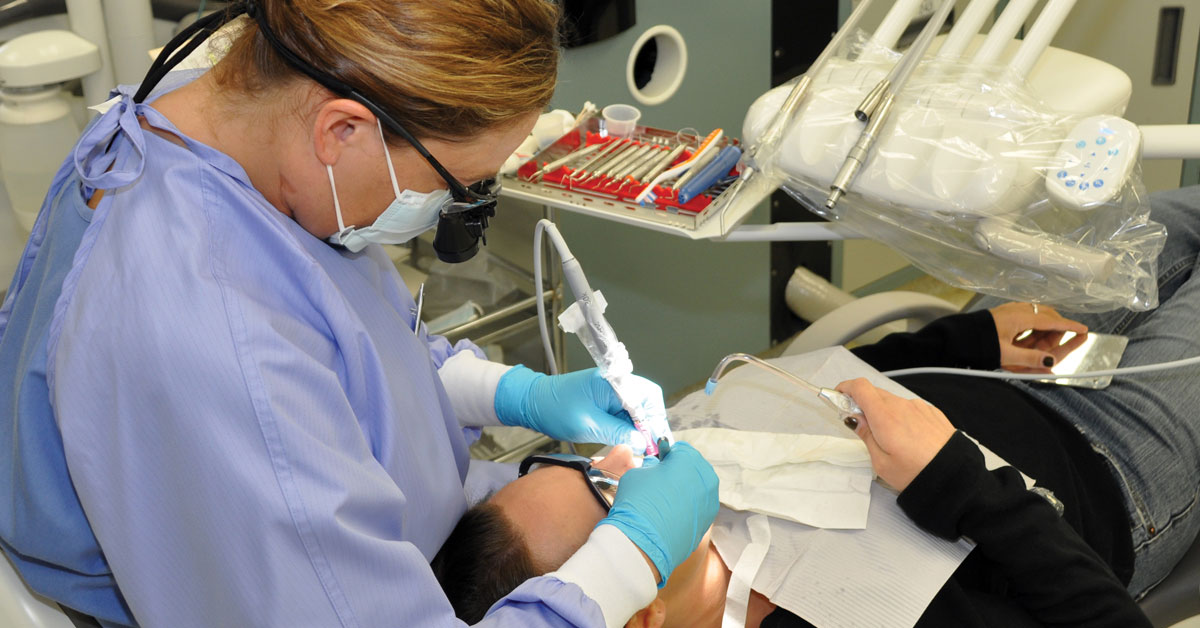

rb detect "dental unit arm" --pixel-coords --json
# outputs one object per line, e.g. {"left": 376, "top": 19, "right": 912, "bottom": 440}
{"left": 534, "top": 219, "right": 668, "bottom": 456}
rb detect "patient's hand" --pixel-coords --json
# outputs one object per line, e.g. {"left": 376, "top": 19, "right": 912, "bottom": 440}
{"left": 835, "top": 379, "right": 956, "bottom": 492}
{"left": 989, "top": 302, "right": 1089, "bottom": 373}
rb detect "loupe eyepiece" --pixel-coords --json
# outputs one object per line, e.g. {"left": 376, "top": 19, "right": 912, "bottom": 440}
{"left": 433, "top": 178, "right": 501, "bottom": 263}
{"left": 432, "top": 198, "right": 496, "bottom": 263}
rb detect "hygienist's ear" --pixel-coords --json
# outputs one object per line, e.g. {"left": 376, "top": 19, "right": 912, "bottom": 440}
{"left": 624, "top": 598, "right": 666, "bottom": 628}
{"left": 312, "top": 98, "right": 378, "bottom": 166}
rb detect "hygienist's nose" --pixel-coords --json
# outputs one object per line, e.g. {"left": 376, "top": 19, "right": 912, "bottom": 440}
{"left": 593, "top": 445, "right": 638, "bottom": 477}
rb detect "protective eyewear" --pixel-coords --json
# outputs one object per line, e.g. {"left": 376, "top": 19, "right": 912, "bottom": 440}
{"left": 135, "top": 1, "right": 499, "bottom": 263}
{"left": 518, "top": 453, "right": 620, "bottom": 513}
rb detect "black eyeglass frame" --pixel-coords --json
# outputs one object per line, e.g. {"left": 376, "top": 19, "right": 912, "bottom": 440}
{"left": 518, "top": 453, "right": 618, "bottom": 513}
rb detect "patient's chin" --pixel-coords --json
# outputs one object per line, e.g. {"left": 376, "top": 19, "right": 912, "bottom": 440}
{"left": 625, "top": 598, "right": 666, "bottom": 628}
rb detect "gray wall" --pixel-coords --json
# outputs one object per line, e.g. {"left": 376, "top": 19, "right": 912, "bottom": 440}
{"left": 517, "top": 1, "right": 773, "bottom": 397}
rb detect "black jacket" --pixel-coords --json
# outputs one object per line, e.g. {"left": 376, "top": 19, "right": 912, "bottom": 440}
{"left": 762, "top": 311, "right": 1148, "bottom": 627}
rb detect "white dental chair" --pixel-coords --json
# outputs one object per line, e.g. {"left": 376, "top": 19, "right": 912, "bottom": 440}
{"left": 781, "top": 290, "right": 1200, "bottom": 628}
{"left": 0, "top": 550, "right": 75, "bottom": 628}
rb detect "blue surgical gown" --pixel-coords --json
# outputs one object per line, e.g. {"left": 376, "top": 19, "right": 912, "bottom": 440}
{"left": 0, "top": 73, "right": 605, "bottom": 627}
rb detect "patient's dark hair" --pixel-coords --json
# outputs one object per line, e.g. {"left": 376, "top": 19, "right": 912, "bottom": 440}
{"left": 431, "top": 501, "right": 542, "bottom": 623}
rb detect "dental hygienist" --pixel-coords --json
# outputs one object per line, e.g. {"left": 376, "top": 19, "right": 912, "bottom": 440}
{"left": 0, "top": 1, "right": 718, "bottom": 627}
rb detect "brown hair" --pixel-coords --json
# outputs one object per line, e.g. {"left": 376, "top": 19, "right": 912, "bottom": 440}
{"left": 212, "top": 0, "right": 561, "bottom": 142}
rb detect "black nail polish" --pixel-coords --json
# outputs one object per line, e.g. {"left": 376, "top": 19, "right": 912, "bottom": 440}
{"left": 1043, "top": 356, "right": 1054, "bottom": 367}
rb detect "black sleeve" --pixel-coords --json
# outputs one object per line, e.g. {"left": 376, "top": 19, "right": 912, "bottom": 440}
{"left": 897, "top": 432, "right": 1150, "bottom": 628}
{"left": 850, "top": 310, "right": 1002, "bottom": 372}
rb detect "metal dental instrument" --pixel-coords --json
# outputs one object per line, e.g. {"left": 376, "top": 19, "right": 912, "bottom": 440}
{"left": 856, "top": 0, "right": 955, "bottom": 122}
{"left": 828, "top": 0, "right": 955, "bottom": 209}
{"left": 640, "top": 143, "right": 688, "bottom": 185}
{"left": 528, "top": 141, "right": 606, "bottom": 181}
{"left": 706, "top": 353, "right": 864, "bottom": 430}
{"left": 609, "top": 145, "right": 661, "bottom": 183}
{"left": 714, "top": 0, "right": 877, "bottom": 211}
{"left": 587, "top": 143, "right": 652, "bottom": 184}
{"left": 634, "top": 129, "right": 723, "bottom": 203}
{"left": 627, "top": 145, "right": 669, "bottom": 182}
{"left": 571, "top": 140, "right": 633, "bottom": 182}
{"left": 413, "top": 283, "right": 425, "bottom": 333}
{"left": 671, "top": 143, "right": 721, "bottom": 191}
{"left": 609, "top": 144, "right": 656, "bottom": 177}
{"left": 563, "top": 143, "right": 618, "bottom": 182}
{"left": 564, "top": 139, "right": 624, "bottom": 179}
{"left": 580, "top": 141, "right": 639, "bottom": 181}
{"left": 613, "top": 146, "right": 668, "bottom": 192}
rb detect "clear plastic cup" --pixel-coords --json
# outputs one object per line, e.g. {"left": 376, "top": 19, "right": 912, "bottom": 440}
{"left": 602, "top": 103, "right": 641, "bottom": 138}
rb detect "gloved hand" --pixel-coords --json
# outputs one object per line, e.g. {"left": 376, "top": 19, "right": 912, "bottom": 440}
{"left": 494, "top": 366, "right": 669, "bottom": 453}
{"left": 600, "top": 441, "right": 719, "bottom": 586}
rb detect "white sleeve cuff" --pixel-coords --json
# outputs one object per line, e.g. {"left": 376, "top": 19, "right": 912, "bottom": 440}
{"left": 547, "top": 524, "right": 658, "bottom": 628}
{"left": 437, "top": 352, "right": 511, "bottom": 428}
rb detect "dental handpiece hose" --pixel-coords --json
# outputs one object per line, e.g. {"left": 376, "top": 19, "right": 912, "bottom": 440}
{"left": 719, "top": 0, "right": 877, "bottom": 208}
{"left": 833, "top": 0, "right": 955, "bottom": 207}
{"left": 536, "top": 219, "right": 665, "bottom": 456}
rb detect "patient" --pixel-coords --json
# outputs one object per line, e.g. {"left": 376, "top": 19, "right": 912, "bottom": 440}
{"left": 432, "top": 435, "right": 1147, "bottom": 627}
{"left": 433, "top": 186, "right": 1200, "bottom": 627}
{"left": 432, "top": 445, "right": 776, "bottom": 627}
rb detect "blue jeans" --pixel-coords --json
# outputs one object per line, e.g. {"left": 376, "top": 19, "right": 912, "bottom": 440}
{"left": 971, "top": 185, "right": 1200, "bottom": 598}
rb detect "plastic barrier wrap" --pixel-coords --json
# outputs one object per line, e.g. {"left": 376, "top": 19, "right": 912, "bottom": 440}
{"left": 742, "top": 33, "right": 1165, "bottom": 312}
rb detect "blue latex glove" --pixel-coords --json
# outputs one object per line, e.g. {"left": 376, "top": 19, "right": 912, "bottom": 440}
{"left": 495, "top": 365, "right": 666, "bottom": 453}
{"left": 600, "top": 441, "right": 719, "bottom": 586}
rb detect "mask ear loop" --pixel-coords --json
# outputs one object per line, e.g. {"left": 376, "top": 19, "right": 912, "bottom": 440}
{"left": 327, "top": 164, "right": 349, "bottom": 232}
{"left": 378, "top": 119, "right": 404, "bottom": 199}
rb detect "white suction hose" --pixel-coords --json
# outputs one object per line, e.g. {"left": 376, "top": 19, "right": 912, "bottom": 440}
{"left": 884, "top": 355, "right": 1200, "bottom": 380}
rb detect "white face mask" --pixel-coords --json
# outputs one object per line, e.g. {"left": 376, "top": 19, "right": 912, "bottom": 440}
{"left": 326, "top": 120, "right": 451, "bottom": 253}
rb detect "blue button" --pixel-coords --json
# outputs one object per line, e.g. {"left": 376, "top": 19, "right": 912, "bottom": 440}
{"left": 1096, "top": 137, "right": 1107, "bottom": 145}
{"left": 1101, "top": 127, "right": 1114, "bottom": 134}
{"left": 1057, "top": 170, "right": 1068, "bottom": 179}
{"left": 1108, "top": 148, "right": 1119, "bottom": 156}
{"left": 1066, "top": 180, "right": 1076, "bottom": 187}
{"left": 1094, "top": 179, "right": 1104, "bottom": 188}
{"left": 1091, "top": 152, "right": 1097, "bottom": 157}
{"left": 1079, "top": 182, "right": 1090, "bottom": 190}
{"left": 1076, "top": 140, "right": 1087, "bottom": 149}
